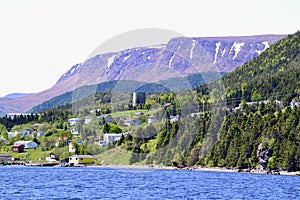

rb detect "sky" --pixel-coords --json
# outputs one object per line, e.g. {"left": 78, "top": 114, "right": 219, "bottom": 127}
{"left": 0, "top": 0, "right": 299, "bottom": 97}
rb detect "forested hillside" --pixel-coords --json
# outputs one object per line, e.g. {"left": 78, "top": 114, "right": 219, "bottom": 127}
{"left": 223, "top": 31, "right": 300, "bottom": 107}
{"left": 118, "top": 32, "right": 300, "bottom": 171}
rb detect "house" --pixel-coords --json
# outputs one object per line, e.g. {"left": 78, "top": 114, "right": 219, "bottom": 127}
{"left": 103, "top": 133, "right": 122, "bottom": 144}
{"left": 0, "top": 154, "right": 12, "bottom": 162}
{"left": 147, "top": 116, "right": 157, "bottom": 124}
{"left": 261, "top": 100, "right": 271, "bottom": 105}
{"left": 21, "top": 130, "right": 31, "bottom": 138}
{"left": 84, "top": 116, "right": 93, "bottom": 125}
{"left": 98, "top": 141, "right": 107, "bottom": 147}
{"left": 68, "top": 118, "right": 83, "bottom": 126}
{"left": 68, "top": 141, "right": 76, "bottom": 152}
{"left": 32, "top": 123, "right": 43, "bottom": 131}
{"left": 134, "top": 112, "right": 144, "bottom": 116}
{"left": 45, "top": 153, "right": 59, "bottom": 162}
{"left": 69, "top": 155, "right": 94, "bottom": 165}
{"left": 6, "top": 113, "right": 30, "bottom": 119}
{"left": 12, "top": 144, "right": 25, "bottom": 153}
{"left": 14, "top": 141, "right": 38, "bottom": 149}
{"left": 100, "top": 114, "right": 114, "bottom": 123}
{"left": 68, "top": 140, "right": 82, "bottom": 152}
{"left": 235, "top": 101, "right": 258, "bottom": 111}
{"left": 291, "top": 101, "right": 300, "bottom": 108}
{"left": 7, "top": 131, "right": 18, "bottom": 139}
{"left": 103, "top": 133, "right": 128, "bottom": 144}
{"left": 170, "top": 115, "right": 180, "bottom": 123}
{"left": 71, "top": 128, "right": 79, "bottom": 135}
{"left": 190, "top": 113, "right": 201, "bottom": 118}
{"left": 122, "top": 119, "right": 140, "bottom": 126}
{"left": 246, "top": 102, "right": 258, "bottom": 107}
{"left": 275, "top": 100, "right": 284, "bottom": 108}
{"left": 36, "top": 131, "right": 44, "bottom": 137}
{"left": 49, "top": 153, "right": 59, "bottom": 160}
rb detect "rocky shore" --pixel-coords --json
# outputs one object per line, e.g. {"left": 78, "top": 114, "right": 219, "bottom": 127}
{"left": 87, "top": 164, "right": 300, "bottom": 176}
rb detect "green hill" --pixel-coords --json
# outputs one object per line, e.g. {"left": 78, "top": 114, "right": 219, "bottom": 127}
{"left": 30, "top": 72, "right": 224, "bottom": 113}
{"left": 223, "top": 31, "right": 300, "bottom": 106}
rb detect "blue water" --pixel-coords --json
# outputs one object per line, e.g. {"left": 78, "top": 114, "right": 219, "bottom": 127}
{"left": 0, "top": 166, "right": 299, "bottom": 199}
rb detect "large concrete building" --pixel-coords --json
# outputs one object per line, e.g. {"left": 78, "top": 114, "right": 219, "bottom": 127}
{"left": 132, "top": 92, "right": 146, "bottom": 107}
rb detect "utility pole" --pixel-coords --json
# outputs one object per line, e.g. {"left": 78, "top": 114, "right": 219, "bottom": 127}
{"left": 276, "top": 92, "right": 278, "bottom": 113}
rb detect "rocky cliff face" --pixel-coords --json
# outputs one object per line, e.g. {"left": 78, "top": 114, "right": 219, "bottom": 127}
{"left": 0, "top": 35, "right": 285, "bottom": 115}
{"left": 257, "top": 143, "right": 272, "bottom": 170}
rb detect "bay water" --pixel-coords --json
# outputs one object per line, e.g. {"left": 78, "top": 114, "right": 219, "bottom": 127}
{"left": 0, "top": 166, "right": 299, "bottom": 199}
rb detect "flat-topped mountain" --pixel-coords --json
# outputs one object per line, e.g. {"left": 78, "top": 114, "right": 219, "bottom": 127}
{"left": 0, "top": 35, "right": 285, "bottom": 115}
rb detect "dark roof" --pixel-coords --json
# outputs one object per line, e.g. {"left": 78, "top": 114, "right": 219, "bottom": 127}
{"left": 12, "top": 144, "right": 25, "bottom": 147}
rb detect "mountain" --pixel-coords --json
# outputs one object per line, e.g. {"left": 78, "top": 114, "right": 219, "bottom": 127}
{"left": 0, "top": 35, "right": 285, "bottom": 115}
{"left": 3, "top": 93, "right": 33, "bottom": 99}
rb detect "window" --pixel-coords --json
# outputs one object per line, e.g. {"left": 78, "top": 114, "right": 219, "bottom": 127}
{"left": 80, "top": 158, "right": 83, "bottom": 160}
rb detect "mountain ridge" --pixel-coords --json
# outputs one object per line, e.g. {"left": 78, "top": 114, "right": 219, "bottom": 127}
{"left": 0, "top": 34, "right": 286, "bottom": 115}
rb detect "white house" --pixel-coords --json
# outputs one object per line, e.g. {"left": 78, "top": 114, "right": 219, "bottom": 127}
{"left": 7, "top": 131, "right": 19, "bottom": 139}
{"left": 190, "top": 113, "right": 201, "bottom": 118}
{"left": 71, "top": 128, "right": 79, "bottom": 135}
{"left": 36, "top": 131, "right": 44, "bottom": 137}
{"left": 68, "top": 141, "right": 76, "bottom": 152}
{"left": 170, "top": 115, "right": 180, "bottom": 123}
{"left": 103, "top": 133, "right": 128, "bottom": 144}
{"left": 134, "top": 112, "right": 144, "bottom": 116}
{"left": 84, "top": 116, "right": 93, "bottom": 125}
{"left": 68, "top": 118, "right": 82, "bottom": 126}
{"left": 14, "top": 141, "right": 38, "bottom": 149}
{"left": 122, "top": 119, "right": 140, "bottom": 126}
{"left": 291, "top": 101, "right": 300, "bottom": 108}
{"left": 147, "top": 116, "right": 157, "bottom": 124}
{"left": 21, "top": 130, "right": 31, "bottom": 138}
{"left": 6, "top": 113, "right": 30, "bottom": 119}
{"left": 68, "top": 140, "right": 82, "bottom": 152}
{"left": 103, "top": 133, "right": 122, "bottom": 144}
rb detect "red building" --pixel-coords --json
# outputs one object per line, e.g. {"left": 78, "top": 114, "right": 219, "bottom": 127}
{"left": 12, "top": 144, "right": 25, "bottom": 153}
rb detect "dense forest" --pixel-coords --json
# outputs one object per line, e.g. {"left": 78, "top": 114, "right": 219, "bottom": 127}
{"left": 222, "top": 31, "right": 300, "bottom": 107}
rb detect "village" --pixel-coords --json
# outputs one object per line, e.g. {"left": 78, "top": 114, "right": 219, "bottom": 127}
{"left": 1, "top": 90, "right": 300, "bottom": 167}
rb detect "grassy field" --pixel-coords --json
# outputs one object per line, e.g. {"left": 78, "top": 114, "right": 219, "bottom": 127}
{"left": 95, "top": 147, "right": 132, "bottom": 165}
{"left": 110, "top": 109, "right": 148, "bottom": 119}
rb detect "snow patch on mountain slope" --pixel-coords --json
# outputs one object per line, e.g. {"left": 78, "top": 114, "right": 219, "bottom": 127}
{"left": 107, "top": 55, "right": 116, "bottom": 67}
{"left": 221, "top": 48, "right": 226, "bottom": 57}
{"left": 190, "top": 39, "right": 196, "bottom": 59}
{"left": 169, "top": 53, "right": 175, "bottom": 67}
{"left": 214, "top": 42, "right": 221, "bottom": 63}
{"left": 255, "top": 41, "right": 270, "bottom": 55}
{"left": 123, "top": 55, "right": 130, "bottom": 61}
{"left": 262, "top": 41, "right": 269, "bottom": 51}
{"left": 230, "top": 42, "right": 245, "bottom": 60}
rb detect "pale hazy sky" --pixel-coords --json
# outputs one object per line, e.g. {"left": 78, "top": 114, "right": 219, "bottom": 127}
{"left": 0, "top": 0, "right": 299, "bottom": 97}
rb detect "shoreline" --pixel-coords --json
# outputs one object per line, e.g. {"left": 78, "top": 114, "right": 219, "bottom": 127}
{"left": 87, "top": 164, "right": 300, "bottom": 176}
{"left": 2, "top": 163, "right": 300, "bottom": 176}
